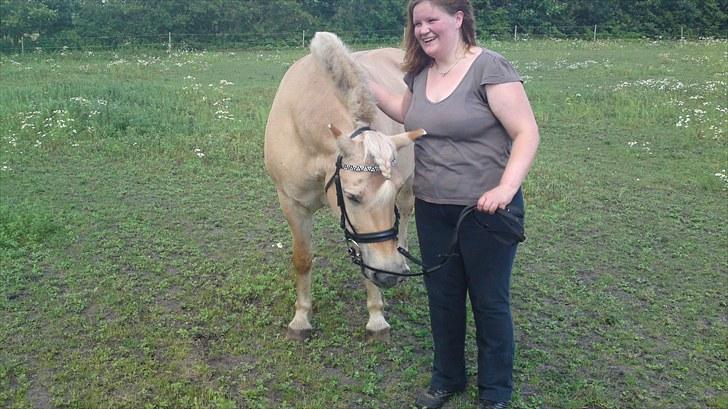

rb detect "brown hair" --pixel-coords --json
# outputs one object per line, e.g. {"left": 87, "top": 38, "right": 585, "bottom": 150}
{"left": 402, "top": 0, "right": 477, "bottom": 75}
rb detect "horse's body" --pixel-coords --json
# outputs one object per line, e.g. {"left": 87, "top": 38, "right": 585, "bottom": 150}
{"left": 264, "top": 33, "right": 423, "bottom": 341}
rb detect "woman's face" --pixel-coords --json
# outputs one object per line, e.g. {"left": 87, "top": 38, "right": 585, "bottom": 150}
{"left": 412, "top": 1, "right": 463, "bottom": 59}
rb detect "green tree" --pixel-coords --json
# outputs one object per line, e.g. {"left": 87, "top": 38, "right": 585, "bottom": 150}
{"left": 0, "top": 0, "right": 58, "bottom": 39}
{"left": 330, "top": 0, "right": 404, "bottom": 33}
{"left": 472, "top": 0, "right": 511, "bottom": 37}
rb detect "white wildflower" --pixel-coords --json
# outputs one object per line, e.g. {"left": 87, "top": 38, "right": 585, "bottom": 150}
{"left": 70, "top": 96, "right": 90, "bottom": 104}
{"left": 715, "top": 170, "right": 728, "bottom": 189}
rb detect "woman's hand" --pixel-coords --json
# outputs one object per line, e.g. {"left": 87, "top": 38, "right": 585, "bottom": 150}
{"left": 477, "top": 184, "right": 519, "bottom": 214}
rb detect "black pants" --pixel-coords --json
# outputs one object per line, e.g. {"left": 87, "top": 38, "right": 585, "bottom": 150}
{"left": 415, "top": 191, "right": 523, "bottom": 402}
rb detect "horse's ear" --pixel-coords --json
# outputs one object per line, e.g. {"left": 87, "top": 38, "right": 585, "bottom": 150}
{"left": 328, "top": 124, "right": 343, "bottom": 138}
{"left": 329, "top": 124, "right": 356, "bottom": 156}
{"left": 391, "top": 128, "right": 426, "bottom": 149}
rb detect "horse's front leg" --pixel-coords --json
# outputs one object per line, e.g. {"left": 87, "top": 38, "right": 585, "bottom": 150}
{"left": 362, "top": 180, "right": 414, "bottom": 342}
{"left": 278, "top": 192, "right": 315, "bottom": 341}
{"left": 365, "top": 280, "right": 390, "bottom": 342}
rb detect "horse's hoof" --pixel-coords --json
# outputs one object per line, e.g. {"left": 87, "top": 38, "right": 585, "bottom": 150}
{"left": 286, "top": 327, "right": 312, "bottom": 341}
{"left": 366, "top": 327, "right": 391, "bottom": 343}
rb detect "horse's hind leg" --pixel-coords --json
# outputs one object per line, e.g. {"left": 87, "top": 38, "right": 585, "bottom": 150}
{"left": 278, "top": 192, "right": 315, "bottom": 341}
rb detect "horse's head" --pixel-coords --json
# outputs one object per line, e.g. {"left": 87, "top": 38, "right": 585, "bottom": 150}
{"left": 328, "top": 124, "right": 426, "bottom": 288}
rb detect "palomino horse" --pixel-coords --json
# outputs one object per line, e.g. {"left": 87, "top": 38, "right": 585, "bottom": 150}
{"left": 264, "top": 32, "right": 425, "bottom": 341}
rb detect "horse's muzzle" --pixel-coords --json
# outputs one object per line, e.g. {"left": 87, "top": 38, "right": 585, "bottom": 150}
{"left": 371, "top": 266, "right": 408, "bottom": 288}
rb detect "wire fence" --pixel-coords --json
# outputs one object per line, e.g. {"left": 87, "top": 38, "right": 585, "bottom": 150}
{"left": 2, "top": 25, "right": 725, "bottom": 54}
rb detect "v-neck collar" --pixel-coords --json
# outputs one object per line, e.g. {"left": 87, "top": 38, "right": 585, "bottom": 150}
{"left": 424, "top": 48, "right": 485, "bottom": 104}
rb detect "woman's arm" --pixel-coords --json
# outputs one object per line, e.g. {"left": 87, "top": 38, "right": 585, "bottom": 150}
{"left": 477, "top": 82, "right": 540, "bottom": 214}
{"left": 369, "top": 80, "right": 412, "bottom": 124}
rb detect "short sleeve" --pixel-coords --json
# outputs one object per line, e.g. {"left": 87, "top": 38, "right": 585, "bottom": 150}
{"left": 479, "top": 52, "right": 521, "bottom": 85}
{"left": 403, "top": 71, "right": 415, "bottom": 92}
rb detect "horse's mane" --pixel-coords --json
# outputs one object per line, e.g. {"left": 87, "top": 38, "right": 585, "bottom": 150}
{"left": 309, "top": 32, "right": 377, "bottom": 125}
{"left": 311, "top": 32, "right": 399, "bottom": 203}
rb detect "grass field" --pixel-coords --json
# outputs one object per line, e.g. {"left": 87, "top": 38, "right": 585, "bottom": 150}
{"left": 1, "top": 39, "right": 726, "bottom": 409}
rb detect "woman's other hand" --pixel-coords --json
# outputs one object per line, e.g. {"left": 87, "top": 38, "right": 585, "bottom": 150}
{"left": 476, "top": 184, "right": 518, "bottom": 214}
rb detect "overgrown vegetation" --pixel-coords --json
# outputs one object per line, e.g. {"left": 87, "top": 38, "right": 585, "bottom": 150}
{"left": 1, "top": 39, "right": 727, "bottom": 408}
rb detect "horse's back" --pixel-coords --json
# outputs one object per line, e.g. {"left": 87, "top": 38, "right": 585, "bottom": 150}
{"left": 353, "top": 48, "right": 407, "bottom": 95}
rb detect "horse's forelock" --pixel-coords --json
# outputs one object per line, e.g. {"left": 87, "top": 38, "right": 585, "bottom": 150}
{"left": 369, "top": 178, "right": 398, "bottom": 209}
{"left": 361, "top": 132, "right": 396, "bottom": 179}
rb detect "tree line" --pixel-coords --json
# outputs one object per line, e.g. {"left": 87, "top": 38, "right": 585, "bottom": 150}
{"left": 2, "top": 0, "right": 727, "bottom": 51}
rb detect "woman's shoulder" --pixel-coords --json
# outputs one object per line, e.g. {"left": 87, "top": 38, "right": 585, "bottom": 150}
{"left": 475, "top": 48, "right": 513, "bottom": 65}
{"left": 473, "top": 47, "right": 521, "bottom": 83}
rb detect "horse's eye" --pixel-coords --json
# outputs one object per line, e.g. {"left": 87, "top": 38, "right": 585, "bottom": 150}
{"left": 345, "top": 193, "right": 362, "bottom": 204}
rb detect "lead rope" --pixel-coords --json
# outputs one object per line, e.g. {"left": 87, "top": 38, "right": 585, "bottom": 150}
{"left": 398, "top": 205, "right": 525, "bottom": 276}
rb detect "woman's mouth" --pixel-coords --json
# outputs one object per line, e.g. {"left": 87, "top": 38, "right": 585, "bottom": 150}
{"left": 421, "top": 36, "right": 437, "bottom": 44}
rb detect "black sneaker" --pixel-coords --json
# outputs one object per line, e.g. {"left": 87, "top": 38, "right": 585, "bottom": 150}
{"left": 414, "top": 387, "right": 458, "bottom": 409}
{"left": 478, "top": 400, "right": 510, "bottom": 409}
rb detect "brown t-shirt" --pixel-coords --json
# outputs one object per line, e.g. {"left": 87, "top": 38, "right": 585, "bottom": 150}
{"left": 404, "top": 49, "right": 522, "bottom": 205}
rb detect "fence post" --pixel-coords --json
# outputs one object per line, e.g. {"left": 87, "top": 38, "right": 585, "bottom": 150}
{"left": 168, "top": 32, "right": 172, "bottom": 53}
{"left": 21, "top": 37, "right": 24, "bottom": 54}
{"left": 680, "top": 26, "right": 684, "bottom": 41}
{"left": 594, "top": 25, "right": 597, "bottom": 41}
{"left": 514, "top": 25, "right": 518, "bottom": 40}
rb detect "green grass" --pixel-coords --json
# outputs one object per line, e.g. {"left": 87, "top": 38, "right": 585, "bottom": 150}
{"left": 1, "top": 39, "right": 726, "bottom": 408}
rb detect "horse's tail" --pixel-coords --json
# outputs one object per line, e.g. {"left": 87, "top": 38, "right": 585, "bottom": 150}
{"left": 310, "top": 32, "right": 377, "bottom": 125}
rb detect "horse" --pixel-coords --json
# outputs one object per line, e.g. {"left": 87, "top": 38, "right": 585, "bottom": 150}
{"left": 264, "top": 32, "right": 425, "bottom": 342}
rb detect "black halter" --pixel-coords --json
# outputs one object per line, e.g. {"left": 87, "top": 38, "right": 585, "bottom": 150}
{"left": 325, "top": 127, "right": 398, "bottom": 245}
{"left": 324, "top": 126, "right": 527, "bottom": 280}
{"left": 331, "top": 155, "right": 401, "bottom": 245}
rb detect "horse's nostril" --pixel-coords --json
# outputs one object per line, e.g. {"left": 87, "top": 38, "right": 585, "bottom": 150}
{"left": 373, "top": 273, "right": 399, "bottom": 289}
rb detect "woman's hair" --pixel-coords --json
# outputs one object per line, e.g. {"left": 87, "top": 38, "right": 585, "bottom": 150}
{"left": 402, "top": 0, "right": 477, "bottom": 75}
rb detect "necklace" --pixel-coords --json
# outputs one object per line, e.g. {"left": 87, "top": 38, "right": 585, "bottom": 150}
{"left": 433, "top": 53, "right": 466, "bottom": 77}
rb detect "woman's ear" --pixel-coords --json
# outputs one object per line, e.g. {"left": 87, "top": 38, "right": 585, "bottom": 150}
{"left": 455, "top": 11, "right": 464, "bottom": 28}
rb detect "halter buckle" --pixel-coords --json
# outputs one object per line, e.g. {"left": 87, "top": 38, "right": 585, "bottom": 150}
{"left": 346, "top": 239, "right": 362, "bottom": 263}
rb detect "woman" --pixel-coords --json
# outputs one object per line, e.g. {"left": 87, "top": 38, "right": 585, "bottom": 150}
{"left": 370, "top": 1, "right": 539, "bottom": 408}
